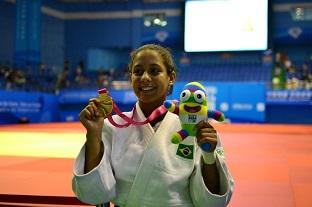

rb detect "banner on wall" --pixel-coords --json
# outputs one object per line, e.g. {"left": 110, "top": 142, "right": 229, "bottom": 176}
{"left": 0, "top": 90, "right": 58, "bottom": 124}
{"left": 266, "top": 90, "right": 312, "bottom": 104}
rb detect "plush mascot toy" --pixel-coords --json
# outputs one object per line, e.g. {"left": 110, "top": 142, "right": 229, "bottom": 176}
{"left": 164, "top": 82, "right": 224, "bottom": 151}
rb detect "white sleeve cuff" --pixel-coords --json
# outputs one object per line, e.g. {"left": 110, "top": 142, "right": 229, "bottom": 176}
{"left": 72, "top": 142, "right": 116, "bottom": 204}
{"left": 202, "top": 150, "right": 217, "bottom": 165}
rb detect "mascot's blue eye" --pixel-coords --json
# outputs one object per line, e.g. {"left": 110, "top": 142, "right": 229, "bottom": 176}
{"left": 194, "top": 90, "right": 205, "bottom": 103}
{"left": 180, "top": 90, "right": 191, "bottom": 102}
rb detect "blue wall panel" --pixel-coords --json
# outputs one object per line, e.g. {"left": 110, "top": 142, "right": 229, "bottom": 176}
{"left": 41, "top": 14, "right": 65, "bottom": 69}
{"left": 65, "top": 19, "right": 132, "bottom": 67}
{"left": 14, "top": 0, "right": 42, "bottom": 67}
{"left": 0, "top": 1, "right": 15, "bottom": 64}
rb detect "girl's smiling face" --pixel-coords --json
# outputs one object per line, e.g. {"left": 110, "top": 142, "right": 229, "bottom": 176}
{"left": 130, "top": 49, "right": 176, "bottom": 108}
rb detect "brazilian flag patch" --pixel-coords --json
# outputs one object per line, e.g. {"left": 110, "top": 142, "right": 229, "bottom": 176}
{"left": 176, "top": 144, "right": 194, "bottom": 160}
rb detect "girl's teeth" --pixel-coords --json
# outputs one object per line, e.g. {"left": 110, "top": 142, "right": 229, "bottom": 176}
{"left": 142, "top": 87, "right": 153, "bottom": 91}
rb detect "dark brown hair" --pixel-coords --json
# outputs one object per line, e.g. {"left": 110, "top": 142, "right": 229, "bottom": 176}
{"left": 128, "top": 44, "right": 177, "bottom": 76}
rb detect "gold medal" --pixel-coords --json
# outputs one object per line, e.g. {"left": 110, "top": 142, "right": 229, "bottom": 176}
{"left": 98, "top": 89, "right": 113, "bottom": 117}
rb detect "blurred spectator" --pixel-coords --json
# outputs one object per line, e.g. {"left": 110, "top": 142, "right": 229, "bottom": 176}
{"left": 74, "top": 62, "right": 90, "bottom": 87}
{"left": 64, "top": 60, "right": 70, "bottom": 71}
{"left": 39, "top": 63, "right": 46, "bottom": 75}
{"left": 111, "top": 66, "right": 128, "bottom": 81}
{"left": 78, "top": 60, "right": 84, "bottom": 71}
{"left": 14, "top": 70, "right": 27, "bottom": 87}
{"left": 271, "top": 52, "right": 286, "bottom": 90}
{"left": 5, "top": 69, "right": 27, "bottom": 90}
{"left": 284, "top": 60, "right": 298, "bottom": 90}
{"left": 272, "top": 51, "right": 312, "bottom": 91}
{"left": 55, "top": 69, "right": 70, "bottom": 94}
{"left": 0, "top": 64, "right": 8, "bottom": 79}
{"left": 54, "top": 60, "right": 72, "bottom": 94}
{"left": 299, "top": 63, "right": 312, "bottom": 90}
{"left": 96, "top": 70, "right": 112, "bottom": 89}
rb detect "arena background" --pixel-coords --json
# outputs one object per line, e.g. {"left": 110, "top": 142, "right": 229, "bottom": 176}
{"left": 0, "top": 0, "right": 311, "bottom": 206}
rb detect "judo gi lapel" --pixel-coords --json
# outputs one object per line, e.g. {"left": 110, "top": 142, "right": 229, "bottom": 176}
{"left": 125, "top": 104, "right": 175, "bottom": 207}
{"left": 132, "top": 102, "right": 155, "bottom": 146}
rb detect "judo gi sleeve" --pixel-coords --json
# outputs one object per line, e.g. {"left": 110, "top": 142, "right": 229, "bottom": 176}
{"left": 190, "top": 136, "right": 234, "bottom": 207}
{"left": 72, "top": 120, "right": 116, "bottom": 205}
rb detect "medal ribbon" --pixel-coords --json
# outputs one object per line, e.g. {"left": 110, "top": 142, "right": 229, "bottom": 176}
{"left": 107, "top": 103, "right": 167, "bottom": 128}
{"left": 98, "top": 88, "right": 167, "bottom": 128}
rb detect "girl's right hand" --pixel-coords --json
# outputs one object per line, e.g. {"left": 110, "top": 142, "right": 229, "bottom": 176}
{"left": 79, "top": 98, "right": 105, "bottom": 135}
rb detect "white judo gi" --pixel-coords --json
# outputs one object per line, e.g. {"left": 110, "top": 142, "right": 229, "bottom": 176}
{"left": 72, "top": 102, "right": 234, "bottom": 207}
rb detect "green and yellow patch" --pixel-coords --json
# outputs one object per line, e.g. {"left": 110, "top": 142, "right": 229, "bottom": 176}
{"left": 176, "top": 143, "right": 194, "bottom": 160}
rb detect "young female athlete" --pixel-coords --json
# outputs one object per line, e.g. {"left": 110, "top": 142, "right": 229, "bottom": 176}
{"left": 72, "top": 44, "right": 234, "bottom": 207}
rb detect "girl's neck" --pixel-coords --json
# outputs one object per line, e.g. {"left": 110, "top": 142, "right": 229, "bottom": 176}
{"left": 139, "top": 100, "right": 164, "bottom": 118}
{"left": 139, "top": 100, "right": 167, "bottom": 127}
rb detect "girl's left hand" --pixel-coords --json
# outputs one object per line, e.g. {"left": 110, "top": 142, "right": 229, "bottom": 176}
{"left": 195, "top": 120, "right": 218, "bottom": 152}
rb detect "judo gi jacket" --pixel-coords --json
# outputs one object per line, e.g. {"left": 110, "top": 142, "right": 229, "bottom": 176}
{"left": 72, "top": 102, "right": 234, "bottom": 207}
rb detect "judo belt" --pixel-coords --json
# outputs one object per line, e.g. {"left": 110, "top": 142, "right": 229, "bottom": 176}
{"left": 97, "top": 88, "right": 167, "bottom": 128}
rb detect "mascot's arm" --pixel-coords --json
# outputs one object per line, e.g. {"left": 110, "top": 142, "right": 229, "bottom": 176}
{"left": 208, "top": 109, "right": 225, "bottom": 122}
{"left": 164, "top": 100, "right": 180, "bottom": 115}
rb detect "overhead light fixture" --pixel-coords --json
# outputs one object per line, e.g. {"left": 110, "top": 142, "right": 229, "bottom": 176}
{"left": 143, "top": 13, "right": 167, "bottom": 27}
